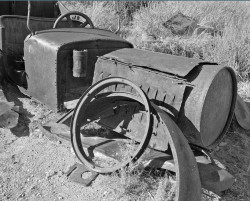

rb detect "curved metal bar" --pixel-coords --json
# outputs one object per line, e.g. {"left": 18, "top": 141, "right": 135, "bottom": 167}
{"left": 53, "top": 11, "right": 94, "bottom": 29}
{"left": 153, "top": 104, "right": 202, "bottom": 201}
{"left": 235, "top": 95, "right": 250, "bottom": 130}
{"left": 71, "top": 77, "right": 153, "bottom": 173}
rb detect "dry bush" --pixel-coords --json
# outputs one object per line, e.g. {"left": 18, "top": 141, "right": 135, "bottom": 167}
{"left": 61, "top": 1, "right": 147, "bottom": 33}
{"left": 129, "top": 1, "right": 250, "bottom": 79}
{"left": 62, "top": 1, "right": 117, "bottom": 30}
{"left": 62, "top": 1, "right": 250, "bottom": 79}
{"left": 102, "top": 165, "right": 176, "bottom": 201}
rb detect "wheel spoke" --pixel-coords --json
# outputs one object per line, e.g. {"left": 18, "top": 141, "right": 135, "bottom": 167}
{"left": 53, "top": 11, "right": 94, "bottom": 29}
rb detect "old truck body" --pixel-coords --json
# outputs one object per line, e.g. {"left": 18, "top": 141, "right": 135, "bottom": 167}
{"left": 1, "top": 2, "right": 247, "bottom": 201}
{"left": 23, "top": 28, "right": 132, "bottom": 110}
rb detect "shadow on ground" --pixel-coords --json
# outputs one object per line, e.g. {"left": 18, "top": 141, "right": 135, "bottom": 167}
{"left": 1, "top": 81, "right": 33, "bottom": 137}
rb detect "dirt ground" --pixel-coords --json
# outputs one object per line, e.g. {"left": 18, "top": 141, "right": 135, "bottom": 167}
{"left": 0, "top": 83, "right": 250, "bottom": 201}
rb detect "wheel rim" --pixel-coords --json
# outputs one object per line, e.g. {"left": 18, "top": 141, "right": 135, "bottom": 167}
{"left": 71, "top": 77, "right": 153, "bottom": 173}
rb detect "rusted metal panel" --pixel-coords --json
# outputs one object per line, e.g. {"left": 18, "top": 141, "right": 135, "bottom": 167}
{"left": 32, "top": 28, "right": 133, "bottom": 50}
{"left": 100, "top": 48, "right": 204, "bottom": 77}
{"left": 94, "top": 56, "right": 187, "bottom": 119}
{"left": 65, "top": 163, "right": 99, "bottom": 186}
{"left": 22, "top": 36, "right": 58, "bottom": 109}
{"left": 23, "top": 28, "right": 132, "bottom": 111}
{"left": 197, "top": 162, "right": 235, "bottom": 194}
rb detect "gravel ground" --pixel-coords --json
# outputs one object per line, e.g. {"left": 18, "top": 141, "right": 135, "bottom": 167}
{"left": 0, "top": 83, "right": 249, "bottom": 201}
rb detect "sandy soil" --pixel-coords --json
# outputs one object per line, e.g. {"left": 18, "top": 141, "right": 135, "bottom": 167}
{"left": 0, "top": 83, "right": 249, "bottom": 201}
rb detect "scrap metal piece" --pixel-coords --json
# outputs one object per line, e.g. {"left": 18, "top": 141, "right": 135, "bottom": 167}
{"left": 42, "top": 122, "right": 71, "bottom": 142}
{"left": 235, "top": 95, "right": 250, "bottom": 130}
{"left": 66, "top": 163, "right": 99, "bottom": 186}
{"left": 197, "top": 162, "right": 235, "bottom": 194}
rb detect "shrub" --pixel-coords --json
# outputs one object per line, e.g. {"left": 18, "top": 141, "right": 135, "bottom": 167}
{"left": 129, "top": 1, "right": 250, "bottom": 79}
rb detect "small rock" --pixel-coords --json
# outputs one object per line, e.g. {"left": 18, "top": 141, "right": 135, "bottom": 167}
{"left": 45, "top": 170, "right": 57, "bottom": 179}
{"left": 70, "top": 148, "right": 75, "bottom": 156}
{"left": 57, "top": 140, "right": 62, "bottom": 145}
{"left": 36, "top": 192, "right": 41, "bottom": 197}
{"left": 30, "top": 128, "right": 41, "bottom": 137}
{"left": 57, "top": 170, "right": 63, "bottom": 176}
{"left": 26, "top": 184, "right": 36, "bottom": 194}
{"left": 102, "top": 191, "right": 108, "bottom": 197}
{"left": 19, "top": 192, "right": 25, "bottom": 198}
{"left": 163, "top": 12, "right": 198, "bottom": 36}
{"left": 38, "top": 132, "right": 43, "bottom": 139}
{"left": 6, "top": 139, "right": 15, "bottom": 145}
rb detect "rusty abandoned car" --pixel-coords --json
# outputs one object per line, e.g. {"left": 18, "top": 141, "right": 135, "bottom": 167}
{"left": 0, "top": 1, "right": 250, "bottom": 201}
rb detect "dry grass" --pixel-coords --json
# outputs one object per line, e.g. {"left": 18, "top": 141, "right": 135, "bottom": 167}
{"left": 99, "top": 162, "right": 176, "bottom": 201}
{"left": 129, "top": 1, "right": 250, "bottom": 79}
{"left": 238, "top": 80, "right": 250, "bottom": 100}
{"left": 63, "top": 1, "right": 250, "bottom": 79}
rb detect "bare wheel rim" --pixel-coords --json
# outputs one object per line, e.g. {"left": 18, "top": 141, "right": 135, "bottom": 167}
{"left": 71, "top": 77, "right": 153, "bottom": 173}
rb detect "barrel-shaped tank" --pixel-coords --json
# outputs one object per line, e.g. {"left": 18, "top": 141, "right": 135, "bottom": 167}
{"left": 177, "top": 65, "right": 237, "bottom": 148}
{"left": 93, "top": 48, "right": 237, "bottom": 149}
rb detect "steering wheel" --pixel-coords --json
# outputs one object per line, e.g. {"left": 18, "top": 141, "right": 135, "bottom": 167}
{"left": 53, "top": 11, "right": 94, "bottom": 29}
